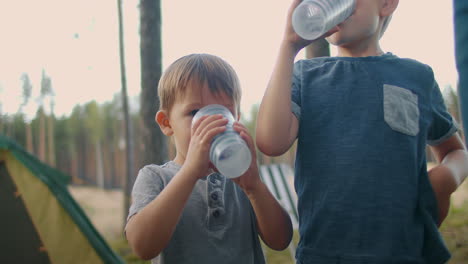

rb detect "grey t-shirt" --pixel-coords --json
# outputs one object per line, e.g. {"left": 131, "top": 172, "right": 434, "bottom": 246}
{"left": 127, "top": 161, "right": 265, "bottom": 264}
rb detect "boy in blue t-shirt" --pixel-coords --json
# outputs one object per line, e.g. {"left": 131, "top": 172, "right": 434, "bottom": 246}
{"left": 454, "top": 0, "right": 468, "bottom": 141}
{"left": 256, "top": 0, "right": 468, "bottom": 263}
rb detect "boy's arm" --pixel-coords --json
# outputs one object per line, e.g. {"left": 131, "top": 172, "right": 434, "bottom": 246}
{"left": 244, "top": 181, "right": 293, "bottom": 251}
{"left": 233, "top": 123, "right": 293, "bottom": 250}
{"left": 125, "top": 167, "right": 201, "bottom": 260}
{"left": 256, "top": 0, "right": 309, "bottom": 156}
{"left": 428, "top": 133, "right": 468, "bottom": 226}
{"left": 256, "top": 42, "right": 300, "bottom": 156}
{"left": 256, "top": 0, "right": 336, "bottom": 156}
{"left": 126, "top": 114, "right": 228, "bottom": 260}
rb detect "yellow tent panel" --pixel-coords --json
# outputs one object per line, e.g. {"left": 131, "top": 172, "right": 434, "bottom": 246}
{"left": 0, "top": 135, "right": 124, "bottom": 264}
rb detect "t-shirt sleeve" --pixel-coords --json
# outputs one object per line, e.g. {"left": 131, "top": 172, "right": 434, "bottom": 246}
{"left": 291, "top": 61, "right": 302, "bottom": 121}
{"left": 427, "top": 71, "right": 458, "bottom": 145}
{"left": 126, "top": 166, "right": 165, "bottom": 222}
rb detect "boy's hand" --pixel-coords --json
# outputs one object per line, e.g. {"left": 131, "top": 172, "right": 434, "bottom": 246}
{"left": 283, "top": 0, "right": 339, "bottom": 53}
{"left": 231, "top": 122, "right": 263, "bottom": 195}
{"left": 428, "top": 164, "right": 458, "bottom": 226}
{"left": 183, "top": 114, "right": 228, "bottom": 180}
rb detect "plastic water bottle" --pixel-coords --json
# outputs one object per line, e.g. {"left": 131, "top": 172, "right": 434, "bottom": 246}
{"left": 292, "top": 0, "right": 356, "bottom": 40}
{"left": 192, "top": 104, "right": 252, "bottom": 178}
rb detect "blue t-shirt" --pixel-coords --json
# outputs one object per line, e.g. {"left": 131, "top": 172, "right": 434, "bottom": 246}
{"left": 291, "top": 53, "right": 457, "bottom": 264}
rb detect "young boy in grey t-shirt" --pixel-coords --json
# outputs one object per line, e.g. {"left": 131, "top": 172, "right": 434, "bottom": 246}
{"left": 125, "top": 53, "right": 293, "bottom": 264}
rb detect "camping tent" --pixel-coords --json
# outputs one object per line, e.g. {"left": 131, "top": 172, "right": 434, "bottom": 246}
{"left": 0, "top": 135, "right": 124, "bottom": 264}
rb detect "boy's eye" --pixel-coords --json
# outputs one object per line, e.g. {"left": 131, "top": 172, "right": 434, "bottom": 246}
{"left": 190, "top": 110, "right": 199, "bottom": 116}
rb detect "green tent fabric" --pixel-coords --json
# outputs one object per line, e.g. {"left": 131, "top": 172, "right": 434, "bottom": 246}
{"left": 0, "top": 134, "right": 124, "bottom": 264}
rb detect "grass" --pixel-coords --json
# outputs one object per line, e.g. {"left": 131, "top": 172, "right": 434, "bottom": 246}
{"left": 109, "top": 237, "right": 150, "bottom": 264}
{"left": 108, "top": 232, "right": 300, "bottom": 264}
{"left": 440, "top": 201, "right": 468, "bottom": 263}
{"left": 109, "top": 235, "right": 297, "bottom": 264}
{"left": 262, "top": 231, "right": 299, "bottom": 264}
{"left": 110, "top": 203, "right": 468, "bottom": 264}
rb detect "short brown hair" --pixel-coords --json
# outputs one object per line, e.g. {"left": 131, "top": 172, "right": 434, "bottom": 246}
{"left": 158, "top": 54, "right": 241, "bottom": 113}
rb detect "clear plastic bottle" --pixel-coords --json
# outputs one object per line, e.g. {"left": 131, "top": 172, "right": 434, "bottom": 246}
{"left": 292, "top": 0, "right": 356, "bottom": 40}
{"left": 192, "top": 104, "right": 252, "bottom": 178}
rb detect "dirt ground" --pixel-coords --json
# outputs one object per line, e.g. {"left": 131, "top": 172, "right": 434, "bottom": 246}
{"left": 68, "top": 179, "right": 468, "bottom": 243}
{"left": 68, "top": 186, "right": 125, "bottom": 241}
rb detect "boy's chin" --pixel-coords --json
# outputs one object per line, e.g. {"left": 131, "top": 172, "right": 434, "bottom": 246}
{"left": 325, "top": 34, "right": 344, "bottom": 46}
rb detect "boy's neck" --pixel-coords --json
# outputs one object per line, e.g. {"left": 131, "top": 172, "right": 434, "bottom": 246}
{"left": 336, "top": 42, "right": 384, "bottom": 57}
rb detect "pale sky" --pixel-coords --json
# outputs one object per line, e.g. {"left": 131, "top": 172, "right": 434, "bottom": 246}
{"left": 0, "top": 0, "right": 457, "bottom": 120}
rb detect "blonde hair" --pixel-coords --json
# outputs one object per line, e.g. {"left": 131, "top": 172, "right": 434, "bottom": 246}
{"left": 158, "top": 54, "right": 241, "bottom": 114}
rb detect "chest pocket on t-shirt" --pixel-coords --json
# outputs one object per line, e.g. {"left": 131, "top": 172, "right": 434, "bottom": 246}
{"left": 383, "top": 84, "right": 420, "bottom": 136}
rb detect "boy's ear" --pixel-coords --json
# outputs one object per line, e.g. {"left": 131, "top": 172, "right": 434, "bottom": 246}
{"left": 380, "top": 0, "right": 399, "bottom": 17}
{"left": 155, "top": 110, "right": 173, "bottom": 136}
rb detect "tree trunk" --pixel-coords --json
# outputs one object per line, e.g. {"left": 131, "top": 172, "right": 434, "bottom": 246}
{"left": 38, "top": 110, "right": 46, "bottom": 162}
{"left": 140, "top": 0, "right": 167, "bottom": 166}
{"left": 107, "top": 142, "right": 117, "bottom": 188}
{"left": 26, "top": 123, "right": 33, "bottom": 153}
{"left": 78, "top": 135, "right": 87, "bottom": 184}
{"left": 96, "top": 140, "right": 105, "bottom": 188}
{"left": 0, "top": 107, "right": 3, "bottom": 133}
{"left": 117, "top": 0, "right": 135, "bottom": 228}
{"left": 47, "top": 113, "right": 56, "bottom": 166}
